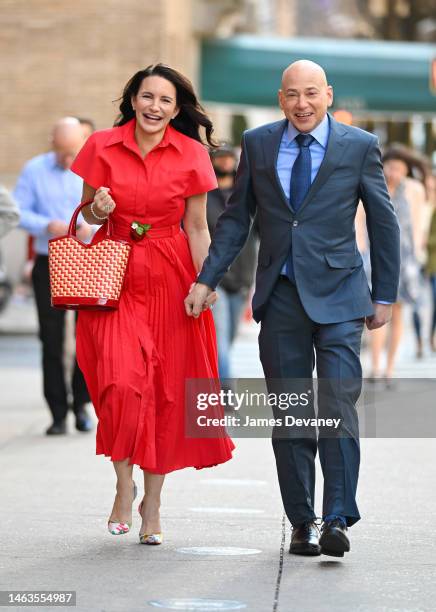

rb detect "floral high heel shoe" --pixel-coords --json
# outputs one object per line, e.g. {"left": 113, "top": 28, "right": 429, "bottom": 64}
{"left": 138, "top": 499, "right": 163, "bottom": 545}
{"left": 107, "top": 481, "right": 137, "bottom": 535}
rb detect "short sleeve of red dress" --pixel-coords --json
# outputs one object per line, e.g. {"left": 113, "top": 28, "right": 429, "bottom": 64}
{"left": 71, "top": 132, "right": 108, "bottom": 189}
{"left": 184, "top": 141, "right": 217, "bottom": 199}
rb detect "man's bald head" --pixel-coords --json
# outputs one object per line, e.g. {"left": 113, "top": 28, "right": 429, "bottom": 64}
{"left": 279, "top": 59, "right": 333, "bottom": 133}
{"left": 51, "top": 117, "right": 85, "bottom": 169}
{"left": 281, "top": 60, "right": 328, "bottom": 88}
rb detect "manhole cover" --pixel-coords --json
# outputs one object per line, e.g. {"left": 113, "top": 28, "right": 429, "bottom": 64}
{"left": 201, "top": 479, "right": 267, "bottom": 486}
{"left": 148, "top": 599, "right": 246, "bottom": 610}
{"left": 176, "top": 547, "right": 261, "bottom": 556}
{"left": 189, "top": 507, "right": 264, "bottom": 515}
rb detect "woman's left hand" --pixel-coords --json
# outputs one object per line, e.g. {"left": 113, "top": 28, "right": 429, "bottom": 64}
{"left": 187, "top": 282, "right": 218, "bottom": 311}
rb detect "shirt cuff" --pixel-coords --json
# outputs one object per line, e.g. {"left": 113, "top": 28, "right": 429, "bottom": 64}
{"left": 375, "top": 300, "right": 393, "bottom": 305}
{"left": 19, "top": 213, "right": 52, "bottom": 237}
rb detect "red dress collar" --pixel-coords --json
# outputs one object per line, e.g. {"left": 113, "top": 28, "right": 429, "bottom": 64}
{"left": 104, "top": 119, "right": 183, "bottom": 156}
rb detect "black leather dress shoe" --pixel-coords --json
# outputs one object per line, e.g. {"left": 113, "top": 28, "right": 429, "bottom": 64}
{"left": 319, "top": 519, "right": 350, "bottom": 557}
{"left": 75, "top": 407, "right": 93, "bottom": 432}
{"left": 46, "top": 421, "right": 66, "bottom": 435}
{"left": 289, "top": 521, "right": 321, "bottom": 556}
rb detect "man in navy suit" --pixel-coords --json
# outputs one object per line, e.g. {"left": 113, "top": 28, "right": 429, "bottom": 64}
{"left": 185, "top": 60, "right": 400, "bottom": 557}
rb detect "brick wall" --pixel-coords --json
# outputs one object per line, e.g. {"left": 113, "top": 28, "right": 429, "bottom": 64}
{"left": 0, "top": 0, "right": 197, "bottom": 179}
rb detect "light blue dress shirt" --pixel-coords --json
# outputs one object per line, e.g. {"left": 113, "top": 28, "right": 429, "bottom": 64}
{"left": 278, "top": 115, "right": 329, "bottom": 274}
{"left": 14, "top": 151, "right": 83, "bottom": 255}
{"left": 277, "top": 114, "right": 330, "bottom": 201}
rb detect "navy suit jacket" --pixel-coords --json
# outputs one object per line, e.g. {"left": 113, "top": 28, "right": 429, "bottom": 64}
{"left": 198, "top": 115, "right": 400, "bottom": 324}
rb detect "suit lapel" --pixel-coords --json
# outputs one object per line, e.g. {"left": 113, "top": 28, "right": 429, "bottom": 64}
{"left": 259, "top": 115, "right": 350, "bottom": 216}
{"left": 261, "top": 119, "right": 294, "bottom": 214}
{"left": 297, "top": 115, "right": 349, "bottom": 214}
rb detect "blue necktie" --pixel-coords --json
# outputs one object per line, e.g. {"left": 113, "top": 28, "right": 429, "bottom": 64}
{"left": 285, "top": 133, "right": 314, "bottom": 282}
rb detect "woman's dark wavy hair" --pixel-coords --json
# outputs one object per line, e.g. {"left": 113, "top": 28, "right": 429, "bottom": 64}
{"left": 114, "top": 64, "right": 216, "bottom": 147}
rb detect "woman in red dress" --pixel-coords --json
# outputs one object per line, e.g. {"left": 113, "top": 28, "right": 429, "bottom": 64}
{"left": 71, "top": 64, "right": 234, "bottom": 544}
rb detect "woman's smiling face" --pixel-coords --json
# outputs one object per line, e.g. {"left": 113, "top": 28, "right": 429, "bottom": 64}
{"left": 132, "top": 75, "right": 179, "bottom": 136}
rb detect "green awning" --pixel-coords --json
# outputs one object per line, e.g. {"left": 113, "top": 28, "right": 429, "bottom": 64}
{"left": 200, "top": 36, "right": 436, "bottom": 113}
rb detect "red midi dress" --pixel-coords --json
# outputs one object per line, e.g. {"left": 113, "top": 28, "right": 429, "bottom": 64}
{"left": 71, "top": 119, "right": 234, "bottom": 473}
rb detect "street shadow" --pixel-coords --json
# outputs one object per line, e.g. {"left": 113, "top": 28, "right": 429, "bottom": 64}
{"left": 318, "top": 560, "right": 344, "bottom": 568}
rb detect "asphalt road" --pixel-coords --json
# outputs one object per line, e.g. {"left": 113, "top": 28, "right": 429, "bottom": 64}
{"left": 1, "top": 326, "right": 435, "bottom": 612}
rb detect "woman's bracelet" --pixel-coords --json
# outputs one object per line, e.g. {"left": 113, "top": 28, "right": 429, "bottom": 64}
{"left": 90, "top": 200, "right": 108, "bottom": 221}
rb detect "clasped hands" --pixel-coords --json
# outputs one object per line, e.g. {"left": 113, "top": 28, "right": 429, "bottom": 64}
{"left": 184, "top": 286, "right": 393, "bottom": 328}
{"left": 184, "top": 282, "right": 217, "bottom": 317}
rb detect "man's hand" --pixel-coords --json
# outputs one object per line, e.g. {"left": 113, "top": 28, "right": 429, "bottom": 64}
{"left": 47, "top": 220, "right": 69, "bottom": 237}
{"left": 366, "top": 303, "right": 393, "bottom": 330}
{"left": 76, "top": 222, "right": 93, "bottom": 242}
{"left": 184, "top": 282, "right": 215, "bottom": 318}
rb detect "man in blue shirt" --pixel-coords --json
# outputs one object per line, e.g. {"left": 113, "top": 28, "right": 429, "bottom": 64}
{"left": 187, "top": 61, "right": 400, "bottom": 558}
{"left": 14, "top": 117, "right": 93, "bottom": 435}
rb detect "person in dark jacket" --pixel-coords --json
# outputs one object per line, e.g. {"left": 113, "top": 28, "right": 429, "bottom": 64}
{"left": 207, "top": 146, "right": 258, "bottom": 384}
{"left": 187, "top": 60, "right": 400, "bottom": 558}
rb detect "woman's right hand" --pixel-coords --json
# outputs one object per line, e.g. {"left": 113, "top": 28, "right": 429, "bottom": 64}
{"left": 93, "top": 186, "right": 116, "bottom": 216}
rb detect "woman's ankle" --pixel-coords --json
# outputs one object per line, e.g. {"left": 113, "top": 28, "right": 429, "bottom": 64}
{"left": 115, "top": 478, "right": 134, "bottom": 496}
{"left": 140, "top": 497, "right": 161, "bottom": 516}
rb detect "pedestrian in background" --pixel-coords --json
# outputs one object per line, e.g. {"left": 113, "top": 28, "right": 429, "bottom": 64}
{"left": 402, "top": 150, "right": 433, "bottom": 359}
{"left": 13, "top": 117, "right": 93, "bottom": 435}
{"left": 207, "top": 145, "right": 257, "bottom": 387}
{"left": 0, "top": 186, "right": 20, "bottom": 312}
{"left": 0, "top": 185, "right": 20, "bottom": 238}
{"left": 76, "top": 117, "right": 96, "bottom": 140}
{"left": 71, "top": 64, "right": 234, "bottom": 544}
{"left": 426, "top": 195, "right": 436, "bottom": 352}
{"left": 368, "top": 146, "right": 425, "bottom": 383}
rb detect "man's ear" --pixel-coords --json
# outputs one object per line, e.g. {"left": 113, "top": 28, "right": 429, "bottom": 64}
{"left": 327, "top": 85, "right": 334, "bottom": 108}
{"left": 278, "top": 89, "right": 284, "bottom": 111}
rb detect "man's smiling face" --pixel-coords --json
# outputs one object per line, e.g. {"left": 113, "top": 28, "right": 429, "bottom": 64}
{"left": 278, "top": 60, "right": 333, "bottom": 133}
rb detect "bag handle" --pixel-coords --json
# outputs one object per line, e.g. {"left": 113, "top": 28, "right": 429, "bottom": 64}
{"left": 68, "top": 199, "right": 113, "bottom": 237}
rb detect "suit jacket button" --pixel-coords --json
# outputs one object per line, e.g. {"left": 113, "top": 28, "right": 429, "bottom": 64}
{"left": 292, "top": 220, "right": 299, "bottom": 227}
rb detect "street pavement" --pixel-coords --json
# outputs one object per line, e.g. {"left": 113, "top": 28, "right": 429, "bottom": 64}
{"left": 1, "top": 297, "right": 436, "bottom": 612}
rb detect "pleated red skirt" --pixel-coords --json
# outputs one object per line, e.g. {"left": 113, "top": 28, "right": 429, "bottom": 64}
{"left": 76, "top": 226, "right": 235, "bottom": 474}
